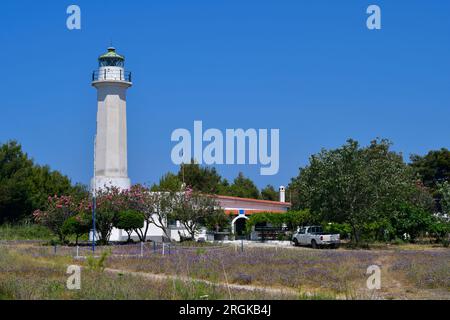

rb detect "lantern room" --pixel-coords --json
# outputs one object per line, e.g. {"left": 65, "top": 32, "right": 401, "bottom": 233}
{"left": 99, "top": 47, "right": 125, "bottom": 67}
{"left": 92, "top": 47, "right": 131, "bottom": 82}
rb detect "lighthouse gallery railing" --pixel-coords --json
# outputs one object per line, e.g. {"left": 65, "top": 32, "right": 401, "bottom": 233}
{"left": 92, "top": 70, "right": 132, "bottom": 82}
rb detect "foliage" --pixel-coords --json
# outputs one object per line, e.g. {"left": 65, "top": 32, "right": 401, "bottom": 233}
{"left": 153, "top": 162, "right": 266, "bottom": 200}
{"left": 61, "top": 212, "right": 91, "bottom": 245}
{"left": 245, "top": 210, "right": 312, "bottom": 234}
{"left": 437, "top": 181, "right": 450, "bottom": 215}
{"left": 178, "top": 160, "right": 223, "bottom": 194}
{"left": 0, "top": 223, "right": 54, "bottom": 240}
{"left": 93, "top": 186, "right": 126, "bottom": 244}
{"left": 226, "top": 172, "right": 260, "bottom": 199}
{"left": 147, "top": 191, "right": 177, "bottom": 241}
{"left": 114, "top": 210, "right": 144, "bottom": 242}
{"left": 203, "top": 208, "right": 230, "bottom": 232}
{"left": 86, "top": 250, "right": 110, "bottom": 272}
{"left": 389, "top": 203, "right": 435, "bottom": 241}
{"left": 283, "top": 210, "right": 316, "bottom": 230}
{"left": 172, "top": 190, "right": 225, "bottom": 239}
{"left": 410, "top": 181, "right": 435, "bottom": 214}
{"left": 261, "top": 185, "right": 278, "bottom": 201}
{"left": 288, "top": 139, "right": 430, "bottom": 243}
{"left": 0, "top": 140, "right": 88, "bottom": 224}
{"left": 410, "top": 148, "right": 450, "bottom": 192}
{"left": 150, "top": 172, "right": 182, "bottom": 192}
{"left": 33, "top": 195, "right": 80, "bottom": 242}
{"left": 323, "top": 223, "right": 353, "bottom": 239}
{"left": 121, "top": 184, "right": 152, "bottom": 241}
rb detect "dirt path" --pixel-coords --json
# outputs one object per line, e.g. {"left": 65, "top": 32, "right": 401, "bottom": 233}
{"left": 102, "top": 266, "right": 302, "bottom": 298}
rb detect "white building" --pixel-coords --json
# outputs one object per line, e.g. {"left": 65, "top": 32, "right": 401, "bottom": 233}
{"left": 109, "top": 189, "right": 291, "bottom": 242}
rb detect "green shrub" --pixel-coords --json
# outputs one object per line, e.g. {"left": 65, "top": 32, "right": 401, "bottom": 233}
{"left": 323, "top": 223, "right": 352, "bottom": 239}
{"left": 245, "top": 210, "right": 312, "bottom": 234}
{"left": 61, "top": 213, "right": 91, "bottom": 245}
{"left": 86, "top": 250, "right": 110, "bottom": 272}
{"left": 0, "top": 223, "right": 54, "bottom": 240}
{"left": 114, "top": 210, "right": 144, "bottom": 242}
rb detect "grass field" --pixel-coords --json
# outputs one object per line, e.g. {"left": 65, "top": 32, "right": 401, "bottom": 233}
{"left": 0, "top": 224, "right": 54, "bottom": 241}
{"left": 0, "top": 241, "right": 448, "bottom": 300}
{"left": 0, "top": 224, "right": 88, "bottom": 243}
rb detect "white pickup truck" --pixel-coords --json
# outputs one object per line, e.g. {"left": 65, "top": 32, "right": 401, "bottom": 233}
{"left": 292, "top": 226, "right": 340, "bottom": 249}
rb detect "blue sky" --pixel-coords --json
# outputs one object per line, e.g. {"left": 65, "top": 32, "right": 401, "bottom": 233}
{"left": 1, "top": 0, "right": 449, "bottom": 189}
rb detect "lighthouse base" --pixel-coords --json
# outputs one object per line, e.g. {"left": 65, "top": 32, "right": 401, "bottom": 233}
{"left": 91, "top": 176, "right": 131, "bottom": 193}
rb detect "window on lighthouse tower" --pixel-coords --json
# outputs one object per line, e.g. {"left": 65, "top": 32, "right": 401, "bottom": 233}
{"left": 99, "top": 57, "right": 124, "bottom": 68}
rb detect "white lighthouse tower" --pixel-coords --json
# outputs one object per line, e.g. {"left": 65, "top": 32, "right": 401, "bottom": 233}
{"left": 91, "top": 47, "right": 132, "bottom": 192}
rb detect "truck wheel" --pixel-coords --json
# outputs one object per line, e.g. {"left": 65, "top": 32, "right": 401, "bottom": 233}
{"left": 311, "top": 240, "right": 318, "bottom": 249}
{"left": 293, "top": 238, "right": 299, "bottom": 247}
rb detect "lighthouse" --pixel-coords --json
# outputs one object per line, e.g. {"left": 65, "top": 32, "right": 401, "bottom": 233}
{"left": 91, "top": 47, "right": 132, "bottom": 192}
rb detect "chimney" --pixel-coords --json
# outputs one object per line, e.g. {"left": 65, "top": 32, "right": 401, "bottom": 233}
{"left": 279, "top": 186, "right": 286, "bottom": 203}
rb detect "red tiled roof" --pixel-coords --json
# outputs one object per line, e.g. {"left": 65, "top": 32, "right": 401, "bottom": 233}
{"left": 224, "top": 209, "right": 287, "bottom": 215}
{"left": 215, "top": 194, "right": 292, "bottom": 207}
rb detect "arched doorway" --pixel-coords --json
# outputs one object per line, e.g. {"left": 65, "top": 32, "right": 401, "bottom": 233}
{"left": 231, "top": 215, "right": 249, "bottom": 240}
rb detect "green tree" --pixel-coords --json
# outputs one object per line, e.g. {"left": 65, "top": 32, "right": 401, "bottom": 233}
{"left": 284, "top": 210, "right": 315, "bottom": 230}
{"left": 94, "top": 186, "right": 126, "bottom": 245}
{"left": 204, "top": 207, "right": 230, "bottom": 233}
{"left": 0, "top": 140, "right": 88, "bottom": 224}
{"left": 216, "top": 178, "right": 231, "bottom": 195}
{"left": 410, "top": 148, "right": 450, "bottom": 191}
{"left": 152, "top": 163, "right": 264, "bottom": 200}
{"left": 228, "top": 172, "right": 260, "bottom": 199}
{"left": 437, "top": 181, "right": 450, "bottom": 215}
{"left": 115, "top": 210, "right": 144, "bottom": 242}
{"left": 261, "top": 185, "right": 278, "bottom": 201}
{"left": 61, "top": 213, "right": 91, "bottom": 245}
{"left": 288, "top": 139, "right": 426, "bottom": 243}
{"left": 33, "top": 195, "right": 78, "bottom": 242}
{"left": 245, "top": 210, "right": 313, "bottom": 234}
{"left": 150, "top": 173, "right": 182, "bottom": 192}
{"left": 0, "top": 141, "right": 34, "bottom": 223}
{"left": 172, "top": 191, "right": 224, "bottom": 239}
{"left": 178, "top": 160, "right": 223, "bottom": 194}
{"left": 389, "top": 203, "right": 435, "bottom": 241}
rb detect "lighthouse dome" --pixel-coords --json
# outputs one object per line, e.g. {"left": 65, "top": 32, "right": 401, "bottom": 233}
{"left": 98, "top": 47, "right": 125, "bottom": 67}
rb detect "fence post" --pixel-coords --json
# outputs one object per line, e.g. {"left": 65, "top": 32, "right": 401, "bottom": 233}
{"left": 140, "top": 242, "right": 144, "bottom": 258}
{"left": 76, "top": 245, "right": 79, "bottom": 259}
{"left": 168, "top": 244, "right": 171, "bottom": 255}
{"left": 241, "top": 239, "right": 244, "bottom": 253}
{"left": 153, "top": 241, "right": 156, "bottom": 254}
{"left": 162, "top": 243, "right": 165, "bottom": 256}
{"left": 54, "top": 244, "right": 57, "bottom": 255}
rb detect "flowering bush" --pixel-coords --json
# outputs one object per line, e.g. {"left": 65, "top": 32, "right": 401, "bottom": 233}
{"left": 94, "top": 186, "right": 126, "bottom": 244}
{"left": 33, "top": 195, "right": 78, "bottom": 242}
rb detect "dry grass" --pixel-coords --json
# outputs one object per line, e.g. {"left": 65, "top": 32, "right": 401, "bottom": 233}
{"left": 1, "top": 242, "right": 448, "bottom": 300}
